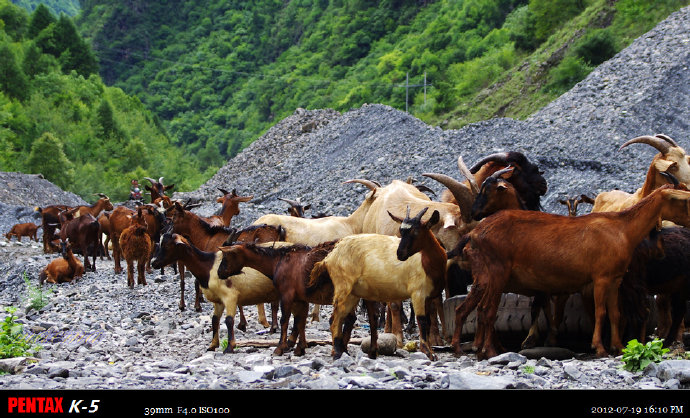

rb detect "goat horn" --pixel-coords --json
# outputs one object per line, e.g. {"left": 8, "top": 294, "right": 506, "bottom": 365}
{"left": 620, "top": 135, "right": 671, "bottom": 155}
{"left": 655, "top": 134, "right": 679, "bottom": 148}
{"left": 413, "top": 206, "right": 428, "bottom": 221}
{"left": 218, "top": 188, "right": 230, "bottom": 196}
{"left": 458, "top": 156, "right": 479, "bottom": 195}
{"left": 343, "top": 179, "right": 379, "bottom": 191}
{"left": 490, "top": 166, "right": 514, "bottom": 179}
{"left": 422, "top": 172, "right": 475, "bottom": 224}
{"left": 144, "top": 177, "right": 157, "bottom": 184}
{"left": 469, "top": 152, "right": 509, "bottom": 174}
{"left": 159, "top": 177, "right": 164, "bottom": 183}
{"left": 278, "top": 197, "right": 301, "bottom": 206}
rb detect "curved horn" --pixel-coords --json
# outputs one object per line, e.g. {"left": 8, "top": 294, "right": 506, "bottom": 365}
{"left": 620, "top": 135, "right": 671, "bottom": 155}
{"left": 144, "top": 177, "right": 157, "bottom": 185}
{"left": 490, "top": 166, "right": 514, "bottom": 179}
{"left": 343, "top": 179, "right": 379, "bottom": 191}
{"left": 422, "top": 172, "right": 475, "bottom": 224}
{"left": 655, "top": 134, "right": 679, "bottom": 148}
{"left": 458, "top": 156, "right": 479, "bottom": 195}
{"left": 469, "top": 152, "right": 509, "bottom": 174}
{"left": 159, "top": 177, "right": 164, "bottom": 184}
{"left": 218, "top": 188, "right": 230, "bottom": 196}
{"left": 412, "top": 206, "right": 428, "bottom": 221}
{"left": 278, "top": 197, "right": 301, "bottom": 206}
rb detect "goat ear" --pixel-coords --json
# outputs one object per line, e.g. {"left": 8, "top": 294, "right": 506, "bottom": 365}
{"left": 426, "top": 210, "right": 440, "bottom": 227}
{"left": 304, "top": 204, "right": 311, "bottom": 210}
{"left": 558, "top": 199, "right": 567, "bottom": 205}
{"left": 497, "top": 183, "right": 508, "bottom": 191}
{"left": 165, "top": 184, "right": 175, "bottom": 191}
{"left": 655, "top": 159, "right": 675, "bottom": 173}
{"left": 580, "top": 195, "right": 595, "bottom": 204}
{"left": 387, "top": 210, "right": 404, "bottom": 224}
{"left": 216, "top": 197, "right": 224, "bottom": 203}
{"left": 237, "top": 195, "right": 253, "bottom": 202}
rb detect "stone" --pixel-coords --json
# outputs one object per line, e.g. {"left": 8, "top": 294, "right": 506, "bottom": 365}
{"left": 360, "top": 333, "right": 398, "bottom": 356}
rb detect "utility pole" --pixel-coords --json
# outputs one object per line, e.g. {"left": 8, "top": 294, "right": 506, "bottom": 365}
{"left": 398, "top": 72, "right": 432, "bottom": 113}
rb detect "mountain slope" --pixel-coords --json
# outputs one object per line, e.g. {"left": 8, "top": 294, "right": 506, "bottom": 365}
{"left": 175, "top": 6, "right": 690, "bottom": 227}
{"left": 76, "top": 0, "right": 688, "bottom": 165}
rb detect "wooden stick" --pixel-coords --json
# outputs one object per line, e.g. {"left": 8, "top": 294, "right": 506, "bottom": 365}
{"left": 234, "top": 338, "right": 363, "bottom": 348}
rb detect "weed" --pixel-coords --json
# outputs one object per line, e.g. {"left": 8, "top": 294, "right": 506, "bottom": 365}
{"left": 0, "top": 307, "right": 41, "bottom": 359}
{"left": 621, "top": 339, "right": 669, "bottom": 372}
{"left": 23, "top": 271, "right": 52, "bottom": 311}
{"left": 521, "top": 365, "right": 535, "bottom": 374}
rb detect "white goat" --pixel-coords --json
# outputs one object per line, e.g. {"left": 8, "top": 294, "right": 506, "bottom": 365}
{"left": 310, "top": 207, "right": 447, "bottom": 361}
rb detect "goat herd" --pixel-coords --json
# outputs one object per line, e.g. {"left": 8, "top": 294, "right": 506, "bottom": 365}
{"left": 7, "top": 134, "right": 689, "bottom": 362}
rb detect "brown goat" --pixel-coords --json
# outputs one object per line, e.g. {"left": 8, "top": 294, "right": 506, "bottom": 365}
{"left": 119, "top": 207, "right": 153, "bottom": 288}
{"left": 559, "top": 195, "right": 596, "bottom": 217}
{"left": 5, "top": 222, "right": 41, "bottom": 242}
{"left": 38, "top": 239, "right": 84, "bottom": 285}
{"left": 36, "top": 204, "right": 70, "bottom": 253}
{"left": 218, "top": 240, "right": 347, "bottom": 356}
{"left": 144, "top": 177, "right": 174, "bottom": 203}
{"left": 204, "top": 188, "right": 253, "bottom": 227}
{"left": 57, "top": 208, "right": 100, "bottom": 272}
{"left": 151, "top": 232, "right": 278, "bottom": 352}
{"left": 452, "top": 185, "right": 690, "bottom": 360}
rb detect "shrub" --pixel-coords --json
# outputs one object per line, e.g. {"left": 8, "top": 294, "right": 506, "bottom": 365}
{"left": 621, "top": 339, "right": 669, "bottom": 372}
{"left": 544, "top": 55, "right": 593, "bottom": 94}
{"left": 573, "top": 29, "right": 617, "bottom": 65}
{"left": 0, "top": 307, "right": 41, "bottom": 359}
{"left": 23, "top": 272, "right": 52, "bottom": 311}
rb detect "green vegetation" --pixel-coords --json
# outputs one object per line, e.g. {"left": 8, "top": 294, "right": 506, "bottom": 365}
{"left": 4, "top": 0, "right": 686, "bottom": 200}
{"left": 76, "top": 0, "right": 688, "bottom": 157}
{"left": 22, "top": 272, "right": 52, "bottom": 311}
{"left": 0, "top": 306, "right": 40, "bottom": 359}
{"left": 621, "top": 339, "right": 669, "bottom": 372}
{"left": 0, "top": 1, "right": 209, "bottom": 202}
{"left": 10, "top": 0, "right": 80, "bottom": 17}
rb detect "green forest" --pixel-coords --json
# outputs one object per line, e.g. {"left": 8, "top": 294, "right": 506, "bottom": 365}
{"left": 0, "top": 1, "right": 210, "bottom": 202}
{"left": 2, "top": 0, "right": 688, "bottom": 202}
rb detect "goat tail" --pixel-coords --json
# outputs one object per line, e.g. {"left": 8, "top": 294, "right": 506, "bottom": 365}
{"left": 307, "top": 260, "right": 331, "bottom": 294}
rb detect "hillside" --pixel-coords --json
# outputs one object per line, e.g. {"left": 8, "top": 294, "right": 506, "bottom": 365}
{"left": 0, "top": 1, "right": 209, "bottom": 202}
{"left": 76, "top": 0, "right": 688, "bottom": 165}
{"left": 175, "top": 5, "right": 690, "bottom": 228}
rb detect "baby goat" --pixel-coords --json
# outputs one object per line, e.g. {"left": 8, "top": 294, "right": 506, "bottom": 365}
{"left": 120, "top": 207, "right": 153, "bottom": 288}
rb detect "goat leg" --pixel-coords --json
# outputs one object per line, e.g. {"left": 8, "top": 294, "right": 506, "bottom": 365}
{"left": 126, "top": 261, "right": 135, "bottom": 289}
{"left": 270, "top": 301, "right": 279, "bottom": 334}
{"left": 451, "top": 283, "right": 484, "bottom": 356}
{"left": 364, "top": 300, "right": 379, "bottom": 359}
{"left": 194, "top": 280, "right": 203, "bottom": 312}
{"left": 237, "top": 306, "right": 247, "bottom": 331}
{"left": 292, "top": 302, "right": 309, "bottom": 356}
{"left": 223, "top": 316, "right": 235, "bottom": 354}
{"left": 178, "top": 262, "right": 186, "bottom": 311}
{"left": 208, "top": 304, "right": 223, "bottom": 351}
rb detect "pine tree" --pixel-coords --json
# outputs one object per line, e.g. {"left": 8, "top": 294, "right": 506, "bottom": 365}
{"left": 0, "top": 44, "right": 29, "bottom": 101}
{"left": 26, "top": 132, "right": 75, "bottom": 189}
{"left": 27, "top": 4, "right": 56, "bottom": 39}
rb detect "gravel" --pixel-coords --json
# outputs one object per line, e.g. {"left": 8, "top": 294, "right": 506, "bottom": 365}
{"left": 1, "top": 6, "right": 689, "bottom": 392}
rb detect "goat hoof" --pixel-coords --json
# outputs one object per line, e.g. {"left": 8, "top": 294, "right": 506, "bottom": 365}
{"left": 273, "top": 347, "right": 285, "bottom": 356}
{"left": 223, "top": 346, "right": 234, "bottom": 354}
{"left": 294, "top": 346, "right": 306, "bottom": 356}
{"left": 237, "top": 323, "right": 247, "bottom": 332}
{"left": 194, "top": 305, "right": 202, "bottom": 313}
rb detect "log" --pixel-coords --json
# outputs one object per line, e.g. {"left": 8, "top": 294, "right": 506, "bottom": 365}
{"left": 234, "top": 338, "right": 363, "bottom": 348}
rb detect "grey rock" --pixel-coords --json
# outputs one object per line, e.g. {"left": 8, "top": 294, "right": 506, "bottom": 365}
{"left": 488, "top": 352, "right": 527, "bottom": 366}
{"left": 360, "top": 333, "right": 398, "bottom": 356}
{"left": 656, "top": 360, "right": 690, "bottom": 383}
{"left": 447, "top": 371, "right": 515, "bottom": 389}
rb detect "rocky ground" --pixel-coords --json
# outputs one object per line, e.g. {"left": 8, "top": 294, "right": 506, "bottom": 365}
{"left": 1, "top": 5, "right": 690, "bottom": 395}
{"left": 0, "top": 237, "right": 688, "bottom": 392}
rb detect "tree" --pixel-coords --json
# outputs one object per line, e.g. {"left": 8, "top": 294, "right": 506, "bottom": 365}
{"left": 27, "top": 4, "right": 55, "bottom": 39}
{"left": 53, "top": 15, "right": 98, "bottom": 76}
{"left": 0, "top": 44, "right": 29, "bottom": 101}
{"left": 530, "top": 0, "right": 586, "bottom": 41}
{"left": 0, "top": 1, "right": 28, "bottom": 41}
{"left": 25, "top": 132, "right": 74, "bottom": 189}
